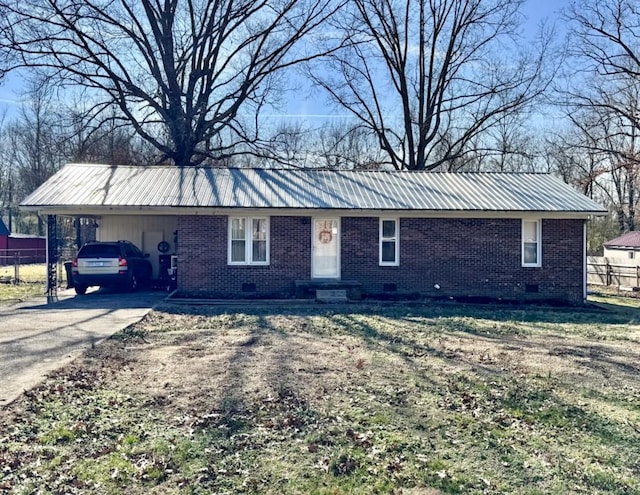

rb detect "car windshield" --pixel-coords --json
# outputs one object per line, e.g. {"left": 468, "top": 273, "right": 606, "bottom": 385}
{"left": 78, "top": 244, "right": 120, "bottom": 258}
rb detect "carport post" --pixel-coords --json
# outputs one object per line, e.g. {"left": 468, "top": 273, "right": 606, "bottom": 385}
{"left": 46, "top": 214, "right": 58, "bottom": 303}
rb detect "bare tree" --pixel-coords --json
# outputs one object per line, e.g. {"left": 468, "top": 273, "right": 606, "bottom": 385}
{"left": 271, "top": 122, "right": 310, "bottom": 167}
{"left": 544, "top": 129, "right": 604, "bottom": 199}
{"left": 0, "top": 0, "right": 340, "bottom": 167}
{"left": 566, "top": 0, "right": 640, "bottom": 81}
{"left": 60, "top": 105, "right": 161, "bottom": 165}
{"left": 478, "top": 113, "right": 539, "bottom": 172}
{"left": 0, "top": 112, "right": 14, "bottom": 228}
{"left": 239, "top": 120, "right": 387, "bottom": 169}
{"left": 313, "top": 122, "right": 385, "bottom": 169}
{"left": 2, "top": 79, "right": 66, "bottom": 233}
{"left": 552, "top": 94, "right": 639, "bottom": 232}
{"left": 561, "top": 0, "right": 640, "bottom": 231}
{"left": 308, "top": 0, "right": 552, "bottom": 171}
{"left": 9, "top": 81, "right": 64, "bottom": 195}
{"left": 445, "top": 109, "right": 541, "bottom": 173}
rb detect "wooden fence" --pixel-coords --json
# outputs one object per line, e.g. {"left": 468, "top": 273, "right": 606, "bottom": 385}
{"left": 587, "top": 256, "right": 640, "bottom": 288}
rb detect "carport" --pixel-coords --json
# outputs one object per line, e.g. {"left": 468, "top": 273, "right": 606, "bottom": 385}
{"left": 87, "top": 215, "right": 179, "bottom": 283}
{"left": 38, "top": 215, "right": 178, "bottom": 302}
{"left": 20, "top": 190, "right": 179, "bottom": 302}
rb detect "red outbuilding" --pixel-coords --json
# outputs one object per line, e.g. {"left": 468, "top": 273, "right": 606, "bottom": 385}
{"left": 0, "top": 218, "right": 46, "bottom": 265}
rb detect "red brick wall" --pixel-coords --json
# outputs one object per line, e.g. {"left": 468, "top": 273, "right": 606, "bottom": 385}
{"left": 179, "top": 215, "right": 311, "bottom": 297}
{"left": 178, "top": 215, "right": 585, "bottom": 302}
{"left": 341, "top": 217, "right": 585, "bottom": 302}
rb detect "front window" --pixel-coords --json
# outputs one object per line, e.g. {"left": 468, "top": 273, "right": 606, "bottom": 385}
{"left": 380, "top": 218, "right": 399, "bottom": 266}
{"left": 252, "top": 218, "right": 267, "bottom": 263}
{"left": 522, "top": 219, "right": 541, "bottom": 267}
{"left": 229, "top": 217, "right": 269, "bottom": 265}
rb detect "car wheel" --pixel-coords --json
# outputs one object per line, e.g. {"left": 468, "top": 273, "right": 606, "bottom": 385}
{"left": 128, "top": 273, "right": 138, "bottom": 292}
{"left": 75, "top": 285, "right": 87, "bottom": 295}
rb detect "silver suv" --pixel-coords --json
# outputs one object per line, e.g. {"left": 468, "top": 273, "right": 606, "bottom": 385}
{"left": 71, "top": 241, "right": 152, "bottom": 295}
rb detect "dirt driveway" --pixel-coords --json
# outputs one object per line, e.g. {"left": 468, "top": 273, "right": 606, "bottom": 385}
{"left": 0, "top": 288, "right": 166, "bottom": 406}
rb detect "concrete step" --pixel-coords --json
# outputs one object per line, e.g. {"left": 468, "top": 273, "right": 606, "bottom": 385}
{"left": 294, "top": 280, "right": 362, "bottom": 300}
{"left": 316, "top": 289, "right": 348, "bottom": 302}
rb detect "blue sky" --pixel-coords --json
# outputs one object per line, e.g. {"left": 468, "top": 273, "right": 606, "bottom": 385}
{"left": 522, "top": 0, "right": 568, "bottom": 34}
{"left": 282, "top": 0, "right": 571, "bottom": 123}
{"left": 0, "top": 0, "right": 570, "bottom": 121}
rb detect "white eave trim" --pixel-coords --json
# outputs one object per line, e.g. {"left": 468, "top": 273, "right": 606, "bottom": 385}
{"left": 20, "top": 205, "right": 608, "bottom": 220}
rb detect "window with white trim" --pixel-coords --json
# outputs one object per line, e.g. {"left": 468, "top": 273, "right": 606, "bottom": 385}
{"left": 380, "top": 218, "right": 399, "bottom": 266}
{"left": 522, "top": 219, "right": 541, "bottom": 267}
{"left": 229, "top": 217, "right": 269, "bottom": 265}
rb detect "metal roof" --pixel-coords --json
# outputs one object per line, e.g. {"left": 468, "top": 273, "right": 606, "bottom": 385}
{"left": 20, "top": 163, "right": 607, "bottom": 214}
{"left": 604, "top": 231, "right": 640, "bottom": 249}
{"left": 0, "top": 217, "right": 8, "bottom": 235}
{"left": 8, "top": 233, "right": 45, "bottom": 239}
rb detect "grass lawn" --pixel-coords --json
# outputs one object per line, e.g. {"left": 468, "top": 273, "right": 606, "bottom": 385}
{"left": 0, "top": 263, "right": 61, "bottom": 306}
{"left": 0, "top": 282, "right": 46, "bottom": 306}
{"left": 1, "top": 298, "right": 639, "bottom": 494}
{"left": 0, "top": 264, "right": 46, "bottom": 305}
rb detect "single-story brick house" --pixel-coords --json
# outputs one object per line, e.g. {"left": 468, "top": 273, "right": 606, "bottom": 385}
{"left": 21, "top": 163, "right": 606, "bottom": 302}
{"left": 603, "top": 231, "right": 640, "bottom": 262}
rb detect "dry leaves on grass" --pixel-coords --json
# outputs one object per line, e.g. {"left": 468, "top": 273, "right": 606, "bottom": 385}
{"left": 1, "top": 302, "right": 640, "bottom": 494}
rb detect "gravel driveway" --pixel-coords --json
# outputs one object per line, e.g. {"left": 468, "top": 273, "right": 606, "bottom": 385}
{"left": 0, "top": 288, "right": 166, "bottom": 406}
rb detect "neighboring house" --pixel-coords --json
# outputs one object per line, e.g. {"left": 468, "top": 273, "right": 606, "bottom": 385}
{"left": 603, "top": 231, "right": 640, "bottom": 263}
{"left": 20, "top": 163, "right": 607, "bottom": 302}
{"left": 0, "top": 217, "right": 46, "bottom": 265}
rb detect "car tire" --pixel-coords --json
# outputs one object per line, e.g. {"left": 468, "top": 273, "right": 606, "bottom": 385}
{"left": 75, "top": 285, "right": 87, "bottom": 295}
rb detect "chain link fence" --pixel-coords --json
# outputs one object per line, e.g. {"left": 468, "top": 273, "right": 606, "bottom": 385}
{"left": 0, "top": 248, "right": 77, "bottom": 287}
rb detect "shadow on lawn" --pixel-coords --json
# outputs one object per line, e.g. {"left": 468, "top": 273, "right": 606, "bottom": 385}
{"left": 491, "top": 382, "right": 639, "bottom": 453}
{"left": 209, "top": 314, "right": 306, "bottom": 421}
{"left": 157, "top": 299, "right": 636, "bottom": 326}
{"left": 113, "top": 301, "right": 640, "bottom": 494}
{"left": 157, "top": 300, "right": 640, "bottom": 392}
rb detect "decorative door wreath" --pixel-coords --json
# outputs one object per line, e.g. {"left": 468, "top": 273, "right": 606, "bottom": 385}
{"left": 318, "top": 221, "right": 333, "bottom": 244}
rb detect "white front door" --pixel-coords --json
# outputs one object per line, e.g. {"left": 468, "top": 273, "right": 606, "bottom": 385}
{"left": 312, "top": 218, "right": 340, "bottom": 279}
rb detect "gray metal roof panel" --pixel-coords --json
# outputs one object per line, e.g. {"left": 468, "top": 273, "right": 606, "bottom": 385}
{"left": 20, "top": 163, "right": 607, "bottom": 213}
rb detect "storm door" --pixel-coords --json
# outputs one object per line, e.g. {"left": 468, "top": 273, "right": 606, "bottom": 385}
{"left": 312, "top": 218, "right": 340, "bottom": 279}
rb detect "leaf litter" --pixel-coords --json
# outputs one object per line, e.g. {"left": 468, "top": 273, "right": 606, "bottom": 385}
{"left": 1, "top": 301, "right": 639, "bottom": 494}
